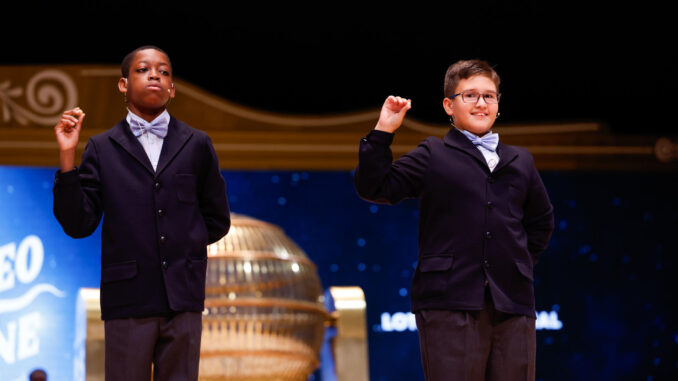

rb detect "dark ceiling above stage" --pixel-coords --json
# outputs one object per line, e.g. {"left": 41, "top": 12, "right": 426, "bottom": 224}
{"left": 2, "top": 3, "right": 674, "bottom": 135}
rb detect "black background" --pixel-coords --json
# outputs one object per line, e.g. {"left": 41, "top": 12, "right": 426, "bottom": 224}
{"left": 2, "top": 1, "right": 674, "bottom": 136}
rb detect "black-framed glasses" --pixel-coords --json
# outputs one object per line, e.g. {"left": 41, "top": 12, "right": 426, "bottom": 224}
{"left": 449, "top": 90, "right": 501, "bottom": 104}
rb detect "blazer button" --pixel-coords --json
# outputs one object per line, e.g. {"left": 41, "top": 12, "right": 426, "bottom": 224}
{"left": 487, "top": 201, "right": 494, "bottom": 209}
{"left": 158, "top": 209, "right": 165, "bottom": 217}
{"left": 161, "top": 260, "right": 168, "bottom": 269}
{"left": 483, "top": 260, "right": 490, "bottom": 268}
{"left": 485, "top": 231, "right": 492, "bottom": 239}
{"left": 488, "top": 176, "right": 495, "bottom": 183}
{"left": 154, "top": 182, "right": 161, "bottom": 190}
{"left": 159, "top": 235, "right": 167, "bottom": 244}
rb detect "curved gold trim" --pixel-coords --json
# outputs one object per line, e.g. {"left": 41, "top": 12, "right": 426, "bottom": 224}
{"left": 205, "top": 278, "right": 319, "bottom": 295}
{"left": 206, "top": 250, "right": 316, "bottom": 265}
{"left": 228, "top": 213, "right": 286, "bottom": 229}
{"left": 402, "top": 119, "right": 601, "bottom": 136}
{"left": 524, "top": 145, "right": 654, "bottom": 155}
{"left": 205, "top": 279, "right": 321, "bottom": 295}
{"left": 200, "top": 349, "right": 318, "bottom": 362}
{"left": 176, "top": 81, "right": 378, "bottom": 127}
{"left": 204, "top": 297, "right": 329, "bottom": 317}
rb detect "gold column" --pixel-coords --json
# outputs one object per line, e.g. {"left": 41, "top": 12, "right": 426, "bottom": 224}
{"left": 328, "top": 286, "right": 370, "bottom": 381}
{"left": 75, "top": 288, "right": 105, "bottom": 381}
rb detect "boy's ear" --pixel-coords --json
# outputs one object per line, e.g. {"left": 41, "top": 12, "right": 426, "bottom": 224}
{"left": 118, "top": 77, "right": 128, "bottom": 94}
{"left": 442, "top": 97, "right": 454, "bottom": 117}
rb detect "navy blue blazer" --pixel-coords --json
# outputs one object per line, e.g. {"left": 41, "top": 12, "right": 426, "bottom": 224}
{"left": 53, "top": 116, "right": 230, "bottom": 320}
{"left": 354, "top": 128, "right": 554, "bottom": 317}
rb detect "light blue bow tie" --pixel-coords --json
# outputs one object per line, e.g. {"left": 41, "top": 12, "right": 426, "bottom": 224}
{"left": 130, "top": 117, "right": 169, "bottom": 138}
{"left": 460, "top": 130, "right": 499, "bottom": 152}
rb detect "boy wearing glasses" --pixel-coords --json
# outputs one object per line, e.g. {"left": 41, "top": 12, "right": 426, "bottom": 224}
{"left": 354, "top": 60, "right": 554, "bottom": 380}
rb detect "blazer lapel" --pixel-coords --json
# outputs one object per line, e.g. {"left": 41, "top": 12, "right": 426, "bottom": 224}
{"left": 155, "top": 116, "right": 193, "bottom": 176}
{"left": 108, "top": 120, "right": 155, "bottom": 175}
{"left": 443, "top": 128, "right": 489, "bottom": 169}
{"left": 494, "top": 143, "right": 519, "bottom": 173}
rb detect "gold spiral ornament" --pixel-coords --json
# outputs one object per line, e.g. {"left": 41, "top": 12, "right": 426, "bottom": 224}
{"left": 200, "top": 213, "right": 327, "bottom": 380}
{"left": 0, "top": 69, "right": 78, "bottom": 126}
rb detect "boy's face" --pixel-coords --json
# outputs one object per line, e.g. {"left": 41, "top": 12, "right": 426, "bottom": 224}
{"left": 442, "top": 75, "right": 499, "bottom": 136}
{"left": 118, "top": 49, "right": 174, "bottom": 116}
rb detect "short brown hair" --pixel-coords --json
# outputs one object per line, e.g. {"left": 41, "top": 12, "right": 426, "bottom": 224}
{"left": 443, "top": 60, "right": 500, "bottom": 98}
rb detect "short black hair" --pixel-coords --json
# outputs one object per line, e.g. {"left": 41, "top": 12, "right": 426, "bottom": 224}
{"left": 29, "top": 369, "right": 47, "bottom": 381}
{"left": 121, "top": 45, "right": 172, "bottom": 78}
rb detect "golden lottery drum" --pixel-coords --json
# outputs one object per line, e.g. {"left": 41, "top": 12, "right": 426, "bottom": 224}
{"left": 200, "top": 214, "right": 327, "bottom": 381}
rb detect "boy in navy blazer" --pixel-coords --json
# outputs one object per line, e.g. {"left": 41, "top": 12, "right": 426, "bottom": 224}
{"left": 355, "top": 60, "right": 554, "bottom": 381}
{"left": 53, "top": 46, "right": 230, "bottom": 381}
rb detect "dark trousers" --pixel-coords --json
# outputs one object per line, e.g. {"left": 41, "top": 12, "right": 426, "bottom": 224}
{"left": 415, "top": 290, "right": 536, "bottom": 381}
{"left": 104, "top": 312, "right": 202, "bottom": 381}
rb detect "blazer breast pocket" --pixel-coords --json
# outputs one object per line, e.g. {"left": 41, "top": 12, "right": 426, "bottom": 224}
{"left": 175, "top": 173, "right": 197, "bottom": 204}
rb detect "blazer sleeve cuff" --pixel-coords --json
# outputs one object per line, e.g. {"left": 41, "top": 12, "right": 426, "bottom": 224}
{"left": 54, "top": 167, "right": 80, "bottom": 186}
{"left": 364, "top": 129, "right": 395, "bottom": 145}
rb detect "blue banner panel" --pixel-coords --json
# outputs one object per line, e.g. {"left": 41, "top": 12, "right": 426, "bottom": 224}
{"left": 0, "top": 167, "right": 101, "bottom": 381}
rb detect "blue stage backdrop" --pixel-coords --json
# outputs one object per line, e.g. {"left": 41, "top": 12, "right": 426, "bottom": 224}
{"left": 0, "top": 166, "right": 675, "bottom": 380}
